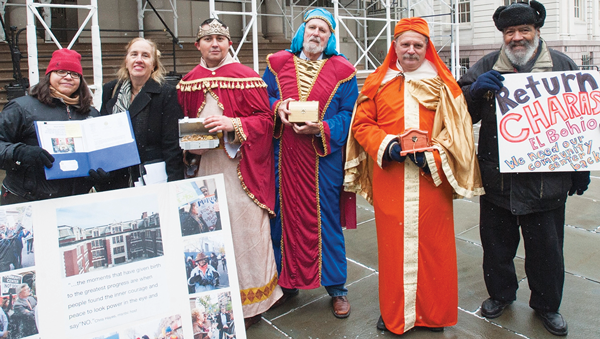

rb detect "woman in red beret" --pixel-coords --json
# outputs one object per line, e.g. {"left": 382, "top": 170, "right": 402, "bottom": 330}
{"left": 0, "top": 48, "right": 99, "bottom": 204}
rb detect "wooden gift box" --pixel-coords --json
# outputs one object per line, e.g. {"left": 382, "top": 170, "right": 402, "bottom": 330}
{"left": 178, "top": 117, "right": 220, "bottom": 150}
{"left": 398, "top": 129, "right": 435, "bottom": 156}
{"left": 288, "top": 101, "right": 319, "bottom": 123}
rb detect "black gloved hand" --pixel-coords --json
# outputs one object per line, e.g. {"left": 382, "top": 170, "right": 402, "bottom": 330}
{"left": 13, "top": 145, "right": 55, "bottom": 168}
{"left": 200, "top": 278, "right": 211, "bottom": 286}
{"left": 386, "top": 141, "right": 406, "bottom": 163}
{"left": 470, "top": 70, "right": 505, "bottom": 99}
{"left": 88, "top": 168, "right": 112, "bottom": 183}
{"left": 189, "top": 274, "right": 202, "bottom": 284}
{"left": 569, "top": 172, "right": 590, "bottom": 196}
{"left": 408, "top": 152, "right": 427, "bottom": 168}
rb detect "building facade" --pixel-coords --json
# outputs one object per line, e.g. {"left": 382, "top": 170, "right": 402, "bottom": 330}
{"left": 437, "top": 0, "right": 600, "bottom": 73}
{"left": 1, "top": 0, "right": 597, "bottom": 79}
{"left": 59, "top": 212, "right": 162, "bottom": 277}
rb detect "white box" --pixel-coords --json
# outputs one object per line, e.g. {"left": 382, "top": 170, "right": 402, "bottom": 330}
{"left": 178, "top": 117, "right": 220, "bottom": 150}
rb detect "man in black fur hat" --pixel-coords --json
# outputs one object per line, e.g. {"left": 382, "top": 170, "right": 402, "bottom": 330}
{"left": 458, "top": 1, "right": 590, "bottom": 336}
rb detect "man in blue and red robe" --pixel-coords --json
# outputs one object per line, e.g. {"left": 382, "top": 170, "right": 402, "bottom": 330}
{"left": 262, "top": 8, "right": 358, "bottom": 318}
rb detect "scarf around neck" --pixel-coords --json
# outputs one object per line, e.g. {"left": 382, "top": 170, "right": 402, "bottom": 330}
{"left": 112, "top": 80, "right": 132, "bottom": 114}
{"left": 50, "top": 85, "right": 80, "bottom": 106}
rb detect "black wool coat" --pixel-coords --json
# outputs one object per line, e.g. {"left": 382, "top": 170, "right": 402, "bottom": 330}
{"left": 100, "top": 78, "right": 184, "bottom": 188}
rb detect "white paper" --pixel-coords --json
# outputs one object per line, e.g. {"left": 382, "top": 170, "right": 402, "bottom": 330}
{"left": 141, "top": 162, "right": 168, "bottom": 186}
{"left": 36, "top": 112, "right": 134, "bottom": 154}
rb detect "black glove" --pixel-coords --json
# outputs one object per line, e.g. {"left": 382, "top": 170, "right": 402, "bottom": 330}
{"left": 200, "top": 278, "right": 211, "bottom": 286}
{"left": 88, "top": 168, "right": 112, "bottom": 183}
{"left": 408, "top": 152, "right": 427, "bottom": 168}
{"left": 386, "top": 141, "right": 406, "bottom": 163}
{"left": 189, "top": 274, "right": 202, "bottom": 284}
{"left": 13, "top": 145, "right": 55, "bottom": 168}
{"left": 470, "top": 70, "right": 505, "bottom": 99}
{"left": 569, "top": 172, "right": 590, "bottom": 196}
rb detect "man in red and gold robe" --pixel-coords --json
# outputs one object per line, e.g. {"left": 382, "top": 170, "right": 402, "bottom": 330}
{"left": 345, "top": 17, "right": 483, "bottom": 334}
{"left": 262, "top": 8, "right": 358, "bottom": 319}
{"left": 177, "top": 18, "right": 282, "bottom": 329}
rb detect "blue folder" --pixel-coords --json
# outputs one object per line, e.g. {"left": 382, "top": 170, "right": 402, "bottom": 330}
{"left": 35, "top": 112, "right": 141, "bottom": 180}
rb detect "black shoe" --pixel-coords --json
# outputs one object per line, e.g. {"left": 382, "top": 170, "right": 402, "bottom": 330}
{"left": 270, "top": 288, "right": 299, "bottom": 309}
{"left": 536, "top": 311, "right": 568, "bottom": 336}
{"left": 481, "top": 298, "right": 512, "bottom": 318}
{"left": 428, "top": 327, "right": 444, "bottom": 332}
{"left": 376, "top": 315, "right": 387, "bottom": 331}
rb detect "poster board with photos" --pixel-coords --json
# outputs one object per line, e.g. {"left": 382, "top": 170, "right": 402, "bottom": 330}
{"left": 0, "top": 174, "right": 246, "bottom": 339}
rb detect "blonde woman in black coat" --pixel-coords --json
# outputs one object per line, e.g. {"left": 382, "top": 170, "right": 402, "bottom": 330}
{"left": 98, "top": 38, "right": 183, "bottom": 189}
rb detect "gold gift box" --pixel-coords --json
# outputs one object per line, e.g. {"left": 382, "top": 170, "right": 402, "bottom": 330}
{"left": 178, "top": 117, "right": 220, "bottom": 150}
{"left": 288, "top": 101, "right": 319, "bottom": 123}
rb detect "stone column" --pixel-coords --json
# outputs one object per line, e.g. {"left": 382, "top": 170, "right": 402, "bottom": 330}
{"left": 40, "top": 0, "right": 52, "bottom": 42}
{"left": 262, "top": 0, "right": 286, "bottom": 41}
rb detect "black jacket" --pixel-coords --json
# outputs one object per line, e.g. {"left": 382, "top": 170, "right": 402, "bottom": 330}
{"left": 100, "top": 78, "right": 184, "bottom": 188}
{"left": 458, "top": 44, "right": 590, "bottom": 215}
{"left": 0, "top": 95, "right": 98, "bottom": 201}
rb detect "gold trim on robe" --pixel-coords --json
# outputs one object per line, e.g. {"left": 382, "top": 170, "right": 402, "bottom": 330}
{"left": 344, "top": 77, "right": 484, "bottom": 202}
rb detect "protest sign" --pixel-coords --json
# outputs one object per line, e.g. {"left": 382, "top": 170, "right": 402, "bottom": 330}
{"left": 496, "top": 70, "right": 600, "bottom": 172}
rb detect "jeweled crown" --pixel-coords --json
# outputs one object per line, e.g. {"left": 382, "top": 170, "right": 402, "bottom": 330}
{"left": 197, "top": 19, "right": 230, "bottom": 41}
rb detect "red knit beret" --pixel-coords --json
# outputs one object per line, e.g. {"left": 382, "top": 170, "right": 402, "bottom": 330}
{"left": 45, "top": 48, "right": 83, "bottom": 75}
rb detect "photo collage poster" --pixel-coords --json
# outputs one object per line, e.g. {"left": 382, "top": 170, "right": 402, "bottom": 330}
{"left": 0, "top": 174, "right": 246, "bottom": 339}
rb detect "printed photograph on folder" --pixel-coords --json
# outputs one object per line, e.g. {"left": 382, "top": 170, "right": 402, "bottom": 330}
{"left": 57, "top": 195, "right": 163, "bottom": 278}
{"left": 184, "top": 235, "right": 229, "bottom": 294}
{"left": 52, "top": 137, "right": 76, "bottom": 153}
{"left": 178, "top": 179, "right": 221, "bottom": 236}
{"left": 190, "top": 291, "right": 237, "bottom": 339}
{"left": 0, "top": 270, "right": 38, "bottom": 338}
{"left": 0, "top": 205, "right": 35, "bottom": 273}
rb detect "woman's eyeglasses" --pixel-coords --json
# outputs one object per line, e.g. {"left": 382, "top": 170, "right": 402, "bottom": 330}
{"left": 55, "top": 70, "right": 81, "bottom": 79}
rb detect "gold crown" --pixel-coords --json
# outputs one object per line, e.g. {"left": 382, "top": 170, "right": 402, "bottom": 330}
{"left": 197, "top": 19, "right": 230, "bottom": 41}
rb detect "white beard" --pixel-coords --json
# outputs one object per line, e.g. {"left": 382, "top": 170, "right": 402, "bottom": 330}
{"left": 303, "top": 38, "right": 325, "bottom": 55}
{"left": 504, "top": 35, "right": 540, "bottom": 66}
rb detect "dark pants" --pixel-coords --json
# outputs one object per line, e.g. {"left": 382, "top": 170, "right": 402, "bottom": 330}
{"left": 1, "top": 185, "right": 28, "bottom": 205}
{"left": 479, "top": 198, "right": 565, "bottom": 312}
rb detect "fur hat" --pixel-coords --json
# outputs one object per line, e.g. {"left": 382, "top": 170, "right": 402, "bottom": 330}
{"left": 45, "top": 48, "right": 83, "bottom": 75}
{"left": 493, "top": 1, "right": 546, "bottom": 31}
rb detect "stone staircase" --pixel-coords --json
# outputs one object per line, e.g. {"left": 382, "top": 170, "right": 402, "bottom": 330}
{"left": 0, "top": 39, "right": 369, "bottom": 110}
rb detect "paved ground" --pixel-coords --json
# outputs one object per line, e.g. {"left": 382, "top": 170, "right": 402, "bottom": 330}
{"left": 247, "top": 124, "right": 600, "bottom": 339}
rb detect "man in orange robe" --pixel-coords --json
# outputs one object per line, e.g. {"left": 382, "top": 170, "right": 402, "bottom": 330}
{"left": 345, "top": 17, "right": 483, "bottom": 334}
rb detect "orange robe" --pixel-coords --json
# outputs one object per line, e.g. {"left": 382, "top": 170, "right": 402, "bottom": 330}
{"left": 351, "top": 71, "right": 458, "bottom": 333}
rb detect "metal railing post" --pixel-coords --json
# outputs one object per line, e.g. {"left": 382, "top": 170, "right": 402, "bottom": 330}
{"left": 26, "top": 0, "right": 39, "bottom": 86}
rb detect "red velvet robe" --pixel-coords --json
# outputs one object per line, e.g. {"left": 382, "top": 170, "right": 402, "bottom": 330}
{"left": 177, "top": 63, "right": 275, "bottom": 215}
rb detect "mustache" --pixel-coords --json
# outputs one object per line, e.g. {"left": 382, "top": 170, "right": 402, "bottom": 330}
{"left": 307, "top": 37, "right": 321, "bottom": 43}
{"left": 508, "top": 40, "right": 530, "bottom": 48}
{"left": 402, "top": 54, "right": 420, "bottom": 61}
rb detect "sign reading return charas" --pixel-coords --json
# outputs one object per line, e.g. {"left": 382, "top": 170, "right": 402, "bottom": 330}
{"left": 496, "top": 70, "right": 600, "bottom": 173}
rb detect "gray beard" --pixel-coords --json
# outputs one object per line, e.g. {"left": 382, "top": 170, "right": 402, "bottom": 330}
{"left": 504, "top": 35, "right": 540, "bottom": 66}
{"left": 303, "top": 40, "right": 325, "bottom": 55}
